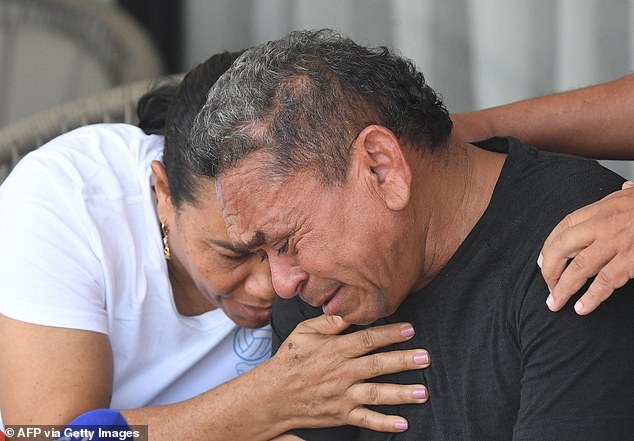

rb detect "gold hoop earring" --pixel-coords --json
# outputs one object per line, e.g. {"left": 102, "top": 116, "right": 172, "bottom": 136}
{"left": 161, "top": 222, "right": 171, "bottom": 260}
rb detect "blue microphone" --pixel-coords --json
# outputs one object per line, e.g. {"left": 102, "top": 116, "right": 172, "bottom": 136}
{"left": 57, "top": 409, "right": 134, "bottom": 441}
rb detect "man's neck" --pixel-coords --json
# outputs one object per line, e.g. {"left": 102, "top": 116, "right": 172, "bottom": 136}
{"left": 410, "top": 136, "right": 506, "bottom": 290}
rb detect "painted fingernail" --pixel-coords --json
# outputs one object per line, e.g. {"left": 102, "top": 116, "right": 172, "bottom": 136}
{"left": 537, "top": 254, "right": 543, "bottom": 268}
{"left": 414, "top": 351, "right": 430, "bottom": 366}
{"left": 574, "top": 300, "right": 584, "bottom": 314}
{"left": 546, "top": 294, "right": 555, "bottom": 310}
{"left": 401, "top": 324, "right": 415, "bottom": 337}
{"left": 412, "top": 387, "right": 427, "bottom": 400}
{"left": 394, "top": 420, "right": 408, "bottom": 431}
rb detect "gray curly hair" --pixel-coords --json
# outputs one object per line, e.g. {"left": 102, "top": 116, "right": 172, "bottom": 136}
{"left": 190, "top": 29, "right": 453, "bottom": 184}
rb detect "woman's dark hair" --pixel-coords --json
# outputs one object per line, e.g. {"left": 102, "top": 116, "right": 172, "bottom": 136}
{"left": 137, "top": 50, "right": 244, "bottom": 207}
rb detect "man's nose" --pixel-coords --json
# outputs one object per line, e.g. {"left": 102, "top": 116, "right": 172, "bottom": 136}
{"left": 268, "top": 253, "right": 308, "bottom": 299}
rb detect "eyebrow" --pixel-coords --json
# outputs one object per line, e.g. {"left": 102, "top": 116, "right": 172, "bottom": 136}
{"left": 208, "top": 239, "right": 253, "bottom": 255}
{"left": 241, "top": 230, "right": 267, "bottom": 251}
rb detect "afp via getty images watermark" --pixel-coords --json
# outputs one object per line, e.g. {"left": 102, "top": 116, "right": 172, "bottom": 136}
{"left": 2, "top": 425, "right": 148, "bottom": 441}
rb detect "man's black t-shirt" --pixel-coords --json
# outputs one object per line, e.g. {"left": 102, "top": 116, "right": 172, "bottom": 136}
{"left": 271, "top": 137, "right": 634, "bottom": 440}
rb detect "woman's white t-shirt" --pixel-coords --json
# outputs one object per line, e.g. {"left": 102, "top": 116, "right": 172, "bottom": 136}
{"left": 0, "top": 124, "right": 271, "bottom": 419}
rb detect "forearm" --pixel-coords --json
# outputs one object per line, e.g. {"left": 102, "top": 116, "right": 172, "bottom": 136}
{"left": 123, "top": 314, "right": 432, "bottom": 440}
{"left": 122, "top": 359, "right": 293, "bottom": 441}
{"left": 453, "top": 73, "right": 634, "bottom": 159}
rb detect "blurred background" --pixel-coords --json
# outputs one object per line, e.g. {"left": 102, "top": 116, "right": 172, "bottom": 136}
{"left": 1, "top": 0, "right": 633, "bottom": 176}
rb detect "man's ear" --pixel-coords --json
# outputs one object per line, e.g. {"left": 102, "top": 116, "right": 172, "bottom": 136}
{"left": 351, "top": 125, "right": 412, "bottom": 211}
{"left": 151, "top": 160, "right": 173, "bottom": 223}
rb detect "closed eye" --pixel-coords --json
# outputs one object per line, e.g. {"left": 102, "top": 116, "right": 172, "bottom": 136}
{"left": 208, "top": 239, "right": 253, "bottom": 261}
{"left": 224, "top": 252, "right": 251, "bottom": 261}
{"left": 276, "top": 238, "right": 289, "bottom": 255}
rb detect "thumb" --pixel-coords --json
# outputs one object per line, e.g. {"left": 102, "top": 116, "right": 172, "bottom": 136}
{"left": 299, "top": 314, "right": 351, "bottom": 335}
{"left": 622, "top": 181, "right": 634, "bottom": 190}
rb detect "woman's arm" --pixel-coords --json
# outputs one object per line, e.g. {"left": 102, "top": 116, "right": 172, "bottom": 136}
{"left": 127, "top": 314, "right": 428, "bottom": 440}
{"left": 0, "top": 314, "right": 428, "bottom": 441}
{"left": 0, "top": 315, "right": 113, "bottom": 425}
{"left": 452, "top": 73, "right": 634, "bottom": 159}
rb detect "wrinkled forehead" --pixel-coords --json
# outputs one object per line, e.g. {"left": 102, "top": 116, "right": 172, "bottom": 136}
{"left": 214, "top": 154, "right": 285, "bottom": 246}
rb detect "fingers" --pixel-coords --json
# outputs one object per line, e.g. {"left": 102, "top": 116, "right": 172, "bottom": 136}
{"left": 623, "top": 181, "right": 634, "bottom": 190}
{"left": 545, "top": 245, "right": 612, "bottom": 311}
{"left": 540, "top": 191, "right": 621, "bottom": 305}
{"left": 296, "top": 314, "right": 350, "bottom": 335}
{"left": 339, "top": 322, "right": 418, "bottom": 358}
{"left": 346, "top": 407, "right": 410, "bottom": 433}
{"left": 539, "top": 217, "right": 595, "bottom": 292}
{"left": 540, "top": 185, "right": 634, "bottom": 315}
{"left": 543, "top": 202, "right": 598, "bottom": 246}
{"left": 351, "top": 349, "right": 431, "bottom": 379}
{"left": 574, "top": 255, "right": 631, "bottom": 315}
{"left": 541, "top": 190, "right": 628, "bottom": 262}
{"left": 538, "top": 249, "right": 569, "bottom": 296}
{"left": 348, "top": 382, "right": 428, "bottom": 406}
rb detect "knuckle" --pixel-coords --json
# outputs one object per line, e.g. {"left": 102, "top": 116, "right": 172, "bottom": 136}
{"left": 594, "top": 268, "right": 630, "bottom": 297}
{"left": 359, "top": 414, "right": 370, "bottom": 428}
{"left": 569, "top": 253, "right": 587, "bottom": 273}
{"left": 403, "top": 350, "right": 413, "bottom": 368}
{"left": 351, "top": 410, "right": 370, "bottom": 428}
{"left": 562, "top": 214, "right": 575, "bottom": 230}
{"left": 325, "top": 314, "right": 339, "bottom": 327}
{"left": 399, "top": 386, "right": 413, "bottom": 402}
{"left": 357, "top": 414, "right": 388, "bottom": 433}
{"left": 540, "top": 256, "right": 562, "bottom": 282}
{"left": 583, "top": 285, "right": 610, "bottom": 307}
{"left": 583, "top": 287, "right": 601, "bottom": 304}
{"left": 613, "top": 195, "right": 630, "bottom": 212}
{"left": 368, "top": 353, "right": 383, "bottom": 376}
{"left": 549, "top": 232, "right": 565, "bottom": 251}
{"left": 594, "top": 268, "right": 615, "bottom": 289}
{"left": 367, "top": 384, "right": 380, "bottom": 404}
{"left": 553, "top": 272, "right": 584, "bottom": 298}
{"left": 359, "top": 329, "right": 375, "bottom": 350}
{"left": 604, "top": 269, "right": 628, "bottom": 291}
